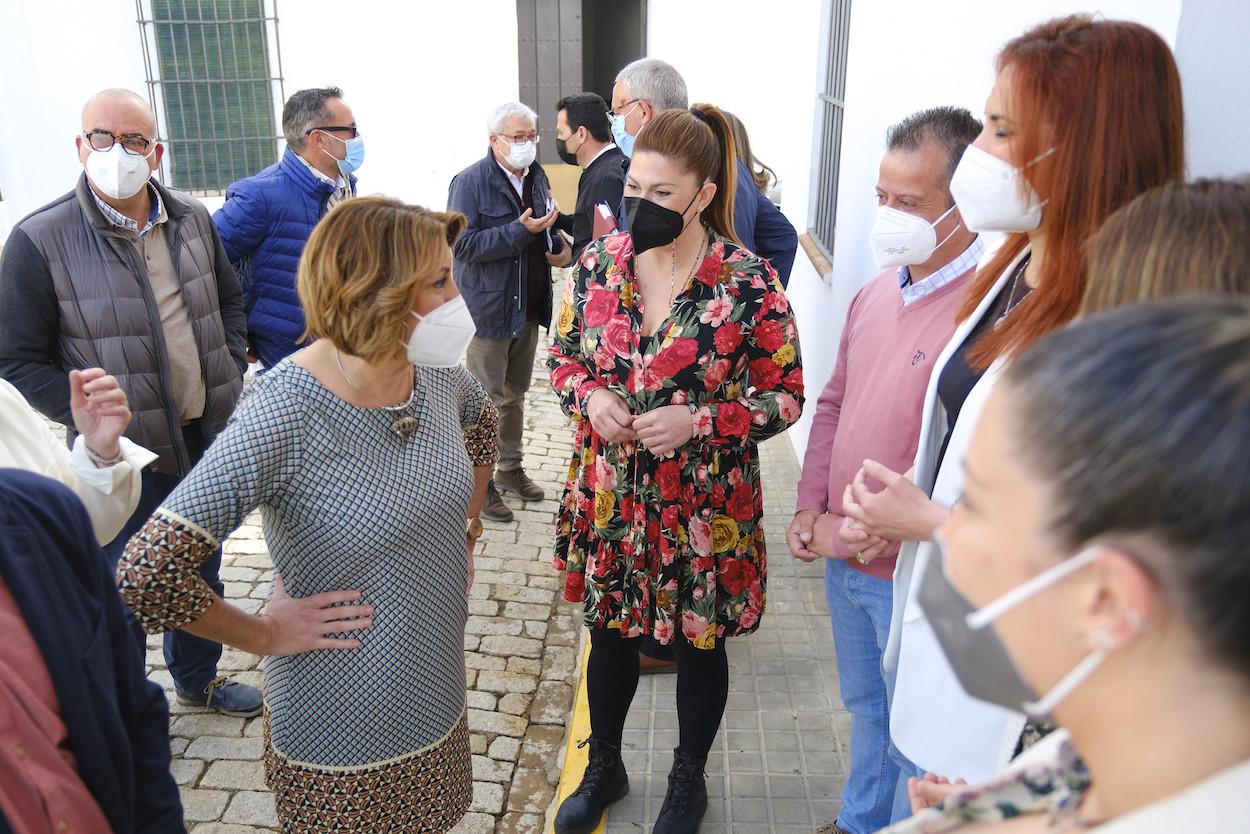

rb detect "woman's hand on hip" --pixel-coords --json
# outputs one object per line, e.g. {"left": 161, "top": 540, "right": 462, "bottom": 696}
{"left": 586, "top": 388, "right": 637, "bottom": 443}
{"left": 259, "top": 575, "right": 374, "bottom": 656}
{"left": 842, "top": 459, "right": 948, "bottom": 542}
{"left": 633, "top": 405, "right": 694, "bottom": 456}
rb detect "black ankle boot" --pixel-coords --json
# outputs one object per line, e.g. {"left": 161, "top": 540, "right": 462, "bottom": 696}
{"left": 553, "top": 738, "right": 630, "bottom": 834}
{"left": 653, "top": 747, "right": 708, "bottom": 833}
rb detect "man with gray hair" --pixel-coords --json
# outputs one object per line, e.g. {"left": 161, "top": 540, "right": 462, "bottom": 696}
{"left": 214, "top": 86, "right": 363, "bottom": 367}
{"left": 609, "top": 58, "right": 799, "bottom": 286}
{"left": 448, "top": 102, "right": 568, "bottom": 523}
{"left": 788, "top": 105, "right": 983, "bottom": 834}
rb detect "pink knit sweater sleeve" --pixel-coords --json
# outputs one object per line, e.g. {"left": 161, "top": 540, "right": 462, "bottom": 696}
{"left": 796, "top": 299, "right": 855, "bottom": 512}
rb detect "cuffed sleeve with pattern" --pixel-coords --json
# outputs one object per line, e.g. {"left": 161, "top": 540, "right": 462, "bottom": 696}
{"left": 117, "top": 371, "right": 301, "bottom": 632}
{"left": 452, "top": 366, "right": 501, "bottom": 467}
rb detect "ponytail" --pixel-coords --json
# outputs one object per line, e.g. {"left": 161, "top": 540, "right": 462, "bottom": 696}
{"left": 634, "top": 104, "right": 741, "bottom": 244}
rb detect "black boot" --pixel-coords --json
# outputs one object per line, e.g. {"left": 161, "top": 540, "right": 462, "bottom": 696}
{"left": 653, "top": 748, "right": 708, "bottom": 833}
{"left": 553, "top": 738, "right": 630, "bottom": 834}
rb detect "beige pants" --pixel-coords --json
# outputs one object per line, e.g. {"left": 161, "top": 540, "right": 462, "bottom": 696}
{"left": 465, "top": 324, "right": 540, "bottom": 472}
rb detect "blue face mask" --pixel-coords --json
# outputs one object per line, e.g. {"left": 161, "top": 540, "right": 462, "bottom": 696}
{"left": 609, "top": 102, "right": 640, "bottom": 158}
{"left": 321, "top": 132, "right": 366, "bottom": 177}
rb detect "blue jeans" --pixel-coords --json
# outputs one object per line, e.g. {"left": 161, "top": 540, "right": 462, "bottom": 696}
{"left": 104, "top": 423, "right": 224, "bottom": 695}
{"left": 824, "top": 557, "right": 911, "bottom": 834}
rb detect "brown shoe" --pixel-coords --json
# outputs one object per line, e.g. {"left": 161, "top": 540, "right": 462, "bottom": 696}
{"left": 482, "top": 482, "right": 514, "bottom": 523}
{"left": 495, "top": 467, "right": 545, "bottom": 502}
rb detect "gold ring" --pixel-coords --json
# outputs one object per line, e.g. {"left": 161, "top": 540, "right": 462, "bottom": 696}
{"left": 855, "top": 552, "right": 867, "bottom": 564}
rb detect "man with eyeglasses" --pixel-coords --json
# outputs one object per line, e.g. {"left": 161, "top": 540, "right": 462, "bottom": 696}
{"left": 609, "top": 58, "right": 799, "bottom": 287}
{"left": 214, "top": 86, "right": 364, "bottom": 368}
{"left": 0, "top": 87, "right": 259, "bottom": 717}
{"left": 448, "top": 101, "right": 569, "bottom": 523}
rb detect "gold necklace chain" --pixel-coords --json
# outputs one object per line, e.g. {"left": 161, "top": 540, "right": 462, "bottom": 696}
{"left": 334, "top": 349, "right": 416, "bottom": 411}
{"left": 668, "top": 227, "right": 707, "bottom": 308}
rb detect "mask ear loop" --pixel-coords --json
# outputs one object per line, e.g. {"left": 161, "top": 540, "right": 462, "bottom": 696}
{"left": 966, "top": 546, "right": 1102, "bottom": 630}
{"left": 927, "top": 203, "right": 962, "bottom": 252}
{"left": 1024, "top": 630, "right": 1111, "bottom": 717}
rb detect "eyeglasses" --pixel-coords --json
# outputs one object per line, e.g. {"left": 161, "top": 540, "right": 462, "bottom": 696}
{"left": 501, "top": 133, "right": 540, "bottom": 144}
{"left": 83, "top": 129, "right": 155, "bottom": 156}
{"left": 607, "top": 99, "right": 641, "bottom": 119}
{"left": 307, "top": 125, "right": 360, "bottom": 138}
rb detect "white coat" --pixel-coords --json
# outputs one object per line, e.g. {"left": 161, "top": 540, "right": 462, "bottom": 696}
{"left": 884, "top": 247, "right": 1030, "bottom": 784}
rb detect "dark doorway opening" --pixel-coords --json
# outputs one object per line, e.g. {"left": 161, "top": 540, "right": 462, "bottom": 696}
{"left": 517, "top": 0, "right": 646, "bottom": 164}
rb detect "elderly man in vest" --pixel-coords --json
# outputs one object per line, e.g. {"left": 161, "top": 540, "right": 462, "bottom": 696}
{"left": 214, "top": 86, "right": 361, "bottom": 368}
{"left": 448, "top": 101, "right": 569, "bottom": 523}
{"left": 0, "top": 88, "right": 261, "bottom": 718}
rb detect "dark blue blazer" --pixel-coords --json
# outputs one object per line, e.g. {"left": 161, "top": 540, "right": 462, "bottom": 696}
{"left": 0, "top": 469, "right": 182, "bottom": 834}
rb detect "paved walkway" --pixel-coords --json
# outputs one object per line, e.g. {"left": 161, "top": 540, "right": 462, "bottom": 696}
{"left": 92, "top": 323, "right": 847, "bottom": 833}
{"left": 601, "top": 437, "right": 847, "bottom": 833}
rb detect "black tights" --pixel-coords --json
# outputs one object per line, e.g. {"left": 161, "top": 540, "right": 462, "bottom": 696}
{"left": 586, "top": 628, "right": 729, "bottom": 760}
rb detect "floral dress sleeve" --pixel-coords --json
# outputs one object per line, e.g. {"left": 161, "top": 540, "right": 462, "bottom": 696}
{"left": 548, "top": 245, "right": 610, "bottom": 420}
{"left": 690, "top": 257, "right": 804, "bottom": 450}
{"left": 116, "top": 371, "right": 301, "bottom": 633}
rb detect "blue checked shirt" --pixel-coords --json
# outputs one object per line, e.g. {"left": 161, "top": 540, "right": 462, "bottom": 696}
{"left": 898, "top": 235, "right": 985, "bottom": 305}
{"left": 91, "top": 183, "right": 165, "bottom": 237}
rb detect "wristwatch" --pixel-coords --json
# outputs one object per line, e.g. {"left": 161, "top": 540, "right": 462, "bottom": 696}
{"left": 466, "top": 516, "right": 484, "bottom": 540}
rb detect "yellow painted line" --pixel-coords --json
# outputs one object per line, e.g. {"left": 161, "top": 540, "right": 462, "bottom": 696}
{"left": 550, "top": 637, "right": 607, "bottom": 834}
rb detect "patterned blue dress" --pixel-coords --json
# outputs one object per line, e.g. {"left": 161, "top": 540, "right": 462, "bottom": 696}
{"left": 119, "top": 360, "right": 498, "bottom": 833}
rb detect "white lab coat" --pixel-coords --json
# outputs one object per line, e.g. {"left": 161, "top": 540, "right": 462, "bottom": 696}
{"left": 0, "top": 378, "right": 156, "bottom": 544}
{"left": 884, "top": 247, "right": 1029, "bottom": 784}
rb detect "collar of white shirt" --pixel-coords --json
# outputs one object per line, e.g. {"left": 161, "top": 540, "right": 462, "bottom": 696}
{"left": 586, "top": 143, "right": 618, "bottom": 167}
{"left": 898, "top": 235, "right": 985, "bottom": 306}
{"left": 295, "top": 152, "right": 345, "bottom": 189}
{"left": 495, "top": 160, "right": 529, "bottom": 197}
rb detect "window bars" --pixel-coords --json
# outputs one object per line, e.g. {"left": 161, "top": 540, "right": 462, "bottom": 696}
{"left": 137, "top": 0, "right": 285, "bottom": 195}
{"left": 808, "top": 0, "right": 851, "bottom": 262}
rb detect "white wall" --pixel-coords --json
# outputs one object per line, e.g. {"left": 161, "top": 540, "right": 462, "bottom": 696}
{"left": 0, "top": 0, "right": 518, "bottom": 238}
{"left": 1175, "top": 0, "right": 1250, "bottom": 178}
{"left": 775, "top": 1, "right": 1183, "bottom": 460}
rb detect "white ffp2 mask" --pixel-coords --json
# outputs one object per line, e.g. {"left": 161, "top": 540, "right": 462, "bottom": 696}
{"left": 86, "top": 143, "right": 155, "bottom": 200}
{"left": 870, "top": 203, "right": 959, "bottom": 269}
{"left": 402, "top": 295, "right": 477, "bottom": 368}
{"left": 949, "top": 144, "right": 1053, "bottom": 233}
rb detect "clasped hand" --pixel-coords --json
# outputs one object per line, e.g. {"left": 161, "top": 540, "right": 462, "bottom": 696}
{"left": 586, "top": 389, "right": 692, "bottom": 456}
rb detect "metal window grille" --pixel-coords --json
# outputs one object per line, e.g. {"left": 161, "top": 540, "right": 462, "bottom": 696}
{"left": 137, "top": 0, "right": 285, "bottom": 196}
{"left": 808, "top": 0, "right": 852, "bottom": 260}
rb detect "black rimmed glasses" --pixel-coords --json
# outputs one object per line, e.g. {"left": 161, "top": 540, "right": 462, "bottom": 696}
{"left": 84, "top": 129, "right": 156, "bottom": 156}
{"left": 306, "top": 125, "right": 360, "bottom": 138}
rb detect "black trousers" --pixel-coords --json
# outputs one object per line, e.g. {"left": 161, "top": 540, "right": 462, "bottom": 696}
{"left": 586, "top": 628, "right": 729, "bottom": 761}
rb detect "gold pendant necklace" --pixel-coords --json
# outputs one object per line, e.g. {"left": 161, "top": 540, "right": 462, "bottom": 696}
{"left": 334, "top": 349, "right": 419, "bottom": 440}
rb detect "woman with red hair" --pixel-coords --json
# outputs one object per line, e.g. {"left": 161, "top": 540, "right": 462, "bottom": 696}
{"left": 840, "top": 14, "right": 1184, "bottom": 792}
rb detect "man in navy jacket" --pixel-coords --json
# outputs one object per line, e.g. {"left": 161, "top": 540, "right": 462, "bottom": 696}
{"left": 448, "top": 102, "right": 568, "bottom": 523}
{"left": 0, "top": 469, "right": 182, "bottom": 833}
{"left": 214, "top": 87, "right": 361, "bottom": 367}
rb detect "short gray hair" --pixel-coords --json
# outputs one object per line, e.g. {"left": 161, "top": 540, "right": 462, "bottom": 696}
{"left": 283, "top": 87, "right": 344, "bottom": 151}
{"left": 488, "top": 102, "right": 538, "bottom": 134}
{"left": 615, "top": 58, "right": 688, "bottom": 112}
{"left": 885, "top": 106, "right": 982, "bottom": 187}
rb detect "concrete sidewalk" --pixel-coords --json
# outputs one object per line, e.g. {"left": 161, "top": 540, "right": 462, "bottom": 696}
{"left": 600, "top": 437, "right": 848, "bottom": 833}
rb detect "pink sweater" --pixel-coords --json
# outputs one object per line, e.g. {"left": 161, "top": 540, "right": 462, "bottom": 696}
{"left": 796, "top": 265, "right": 974, "bottom": 579}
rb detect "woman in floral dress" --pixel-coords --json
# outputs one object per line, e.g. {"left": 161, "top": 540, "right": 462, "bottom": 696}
{"left": 549, "top": 105, "right": 803, "bottom": 834}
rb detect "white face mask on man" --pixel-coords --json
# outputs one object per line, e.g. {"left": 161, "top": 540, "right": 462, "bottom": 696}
{"left": 401, "top": 295, "right": 477, "bottom": 368}
{"left": 869, "top": 203, "right": 960, "bottom": 269}
{"left": 502, "top": 137, "right": 537, "bottom": 170}
{"left": 85, "top": 143, "right": 155, "bottom": 200}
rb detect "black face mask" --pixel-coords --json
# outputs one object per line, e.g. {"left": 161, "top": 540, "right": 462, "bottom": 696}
{"left": 623, "top": 191, "right": 700, "bottom": 254}
{"left": 556, "top": 135, "right": 579, "bottom": 166}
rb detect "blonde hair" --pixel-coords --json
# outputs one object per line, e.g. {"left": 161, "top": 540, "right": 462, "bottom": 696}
{"left": 1082, "top": 179, "right": 1250, "bottom": 315}
{"left": 298, "top": 196, "right": 466, "bottom": 362}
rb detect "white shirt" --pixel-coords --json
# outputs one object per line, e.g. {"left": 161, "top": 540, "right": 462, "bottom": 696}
{"left": 0, "top": 379, "right": 157, "bottom": 544}
{"left": 898, "top": 235, "right": 985, "bottom": 306}
{"left": 586, "top": 143, "right": 618, "bottom": 167}
{"left": 495, "top": 160, "right": 529, "bottom": 198}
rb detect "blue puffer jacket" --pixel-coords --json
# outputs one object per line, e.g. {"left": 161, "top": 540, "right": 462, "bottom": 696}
{"left": 212, "top": 148, "right": 356, "bottom": 367}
